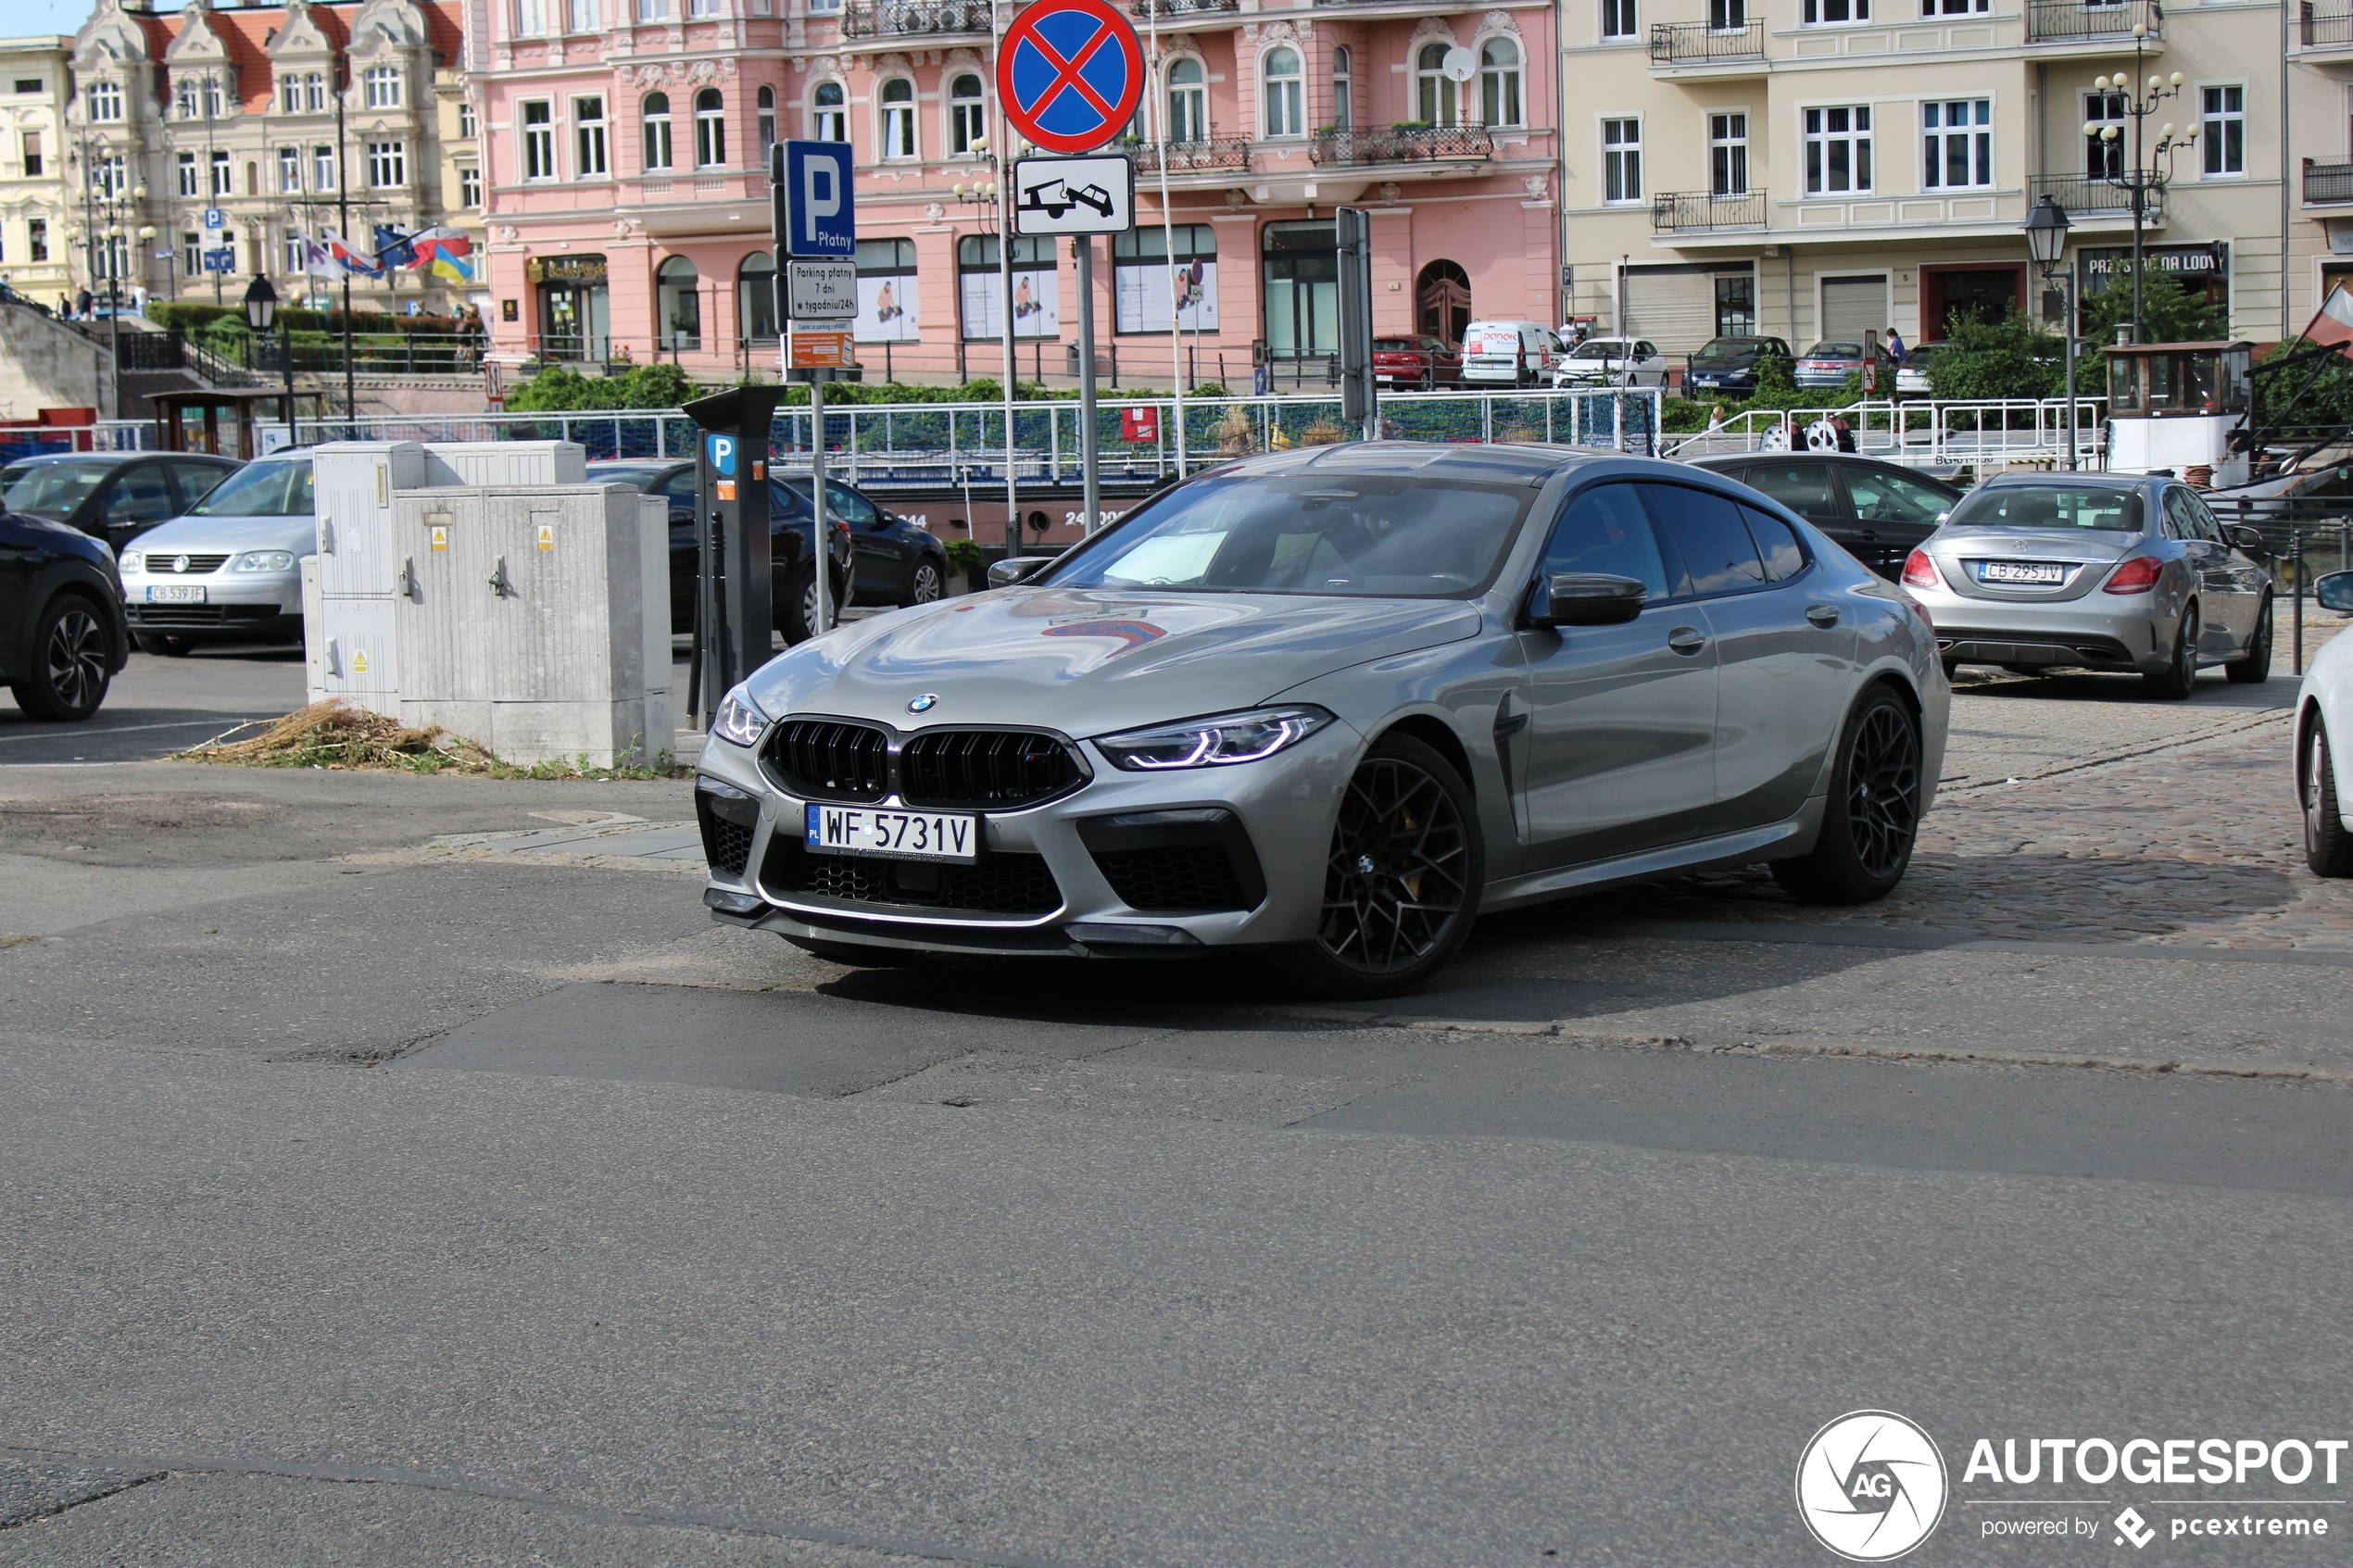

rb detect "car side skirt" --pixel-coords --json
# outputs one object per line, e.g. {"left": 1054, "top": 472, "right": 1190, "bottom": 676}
{"left": 1480, "top": 795, "right": 1827, "bottom": 913}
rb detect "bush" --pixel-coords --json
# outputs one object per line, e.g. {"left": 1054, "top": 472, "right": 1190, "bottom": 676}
{"left": 2078, "top": 264, "right": 2226, "bottom": 347}
{"left": 506, "top": 362, "right": 700, "bottom": 412}
{"left": 944, "top": 538, "right": 987, "bottom": 580}
{"left": 1924, "top": 308, "right": 2065, "bottom": 401}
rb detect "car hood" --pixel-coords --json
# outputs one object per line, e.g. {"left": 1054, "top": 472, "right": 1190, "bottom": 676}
{"left": 1929, "top": 525, "right": 2146, "bottom": 564}
{"left": 742, "top": 587, "right": 1484, "bottom": 738}
{"left": 126, "top": 513, "right": 317, "bottom": 557}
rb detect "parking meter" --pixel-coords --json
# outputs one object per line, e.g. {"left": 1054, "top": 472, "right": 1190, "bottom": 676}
{"left": 685, "top": 385, "right": 788, "bottom": 724}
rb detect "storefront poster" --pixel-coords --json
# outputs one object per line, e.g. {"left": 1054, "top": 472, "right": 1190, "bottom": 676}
{"left": 1115, "top": 259, "right": 1218, "bottom": 333}
{"left": 857, "top": 272, "right": 919, "bottom": 343}
{"left": 961, "top": 268, "right": 1060, "bottom": 340}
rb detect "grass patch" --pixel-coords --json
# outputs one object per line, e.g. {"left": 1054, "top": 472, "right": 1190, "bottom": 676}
{"left": 173, "top": 701, "right": 688, "bottom": 779}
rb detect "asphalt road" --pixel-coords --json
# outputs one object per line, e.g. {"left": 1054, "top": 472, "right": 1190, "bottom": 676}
{"left": 1, "top": 646, "right": 2350, "bottom": 1566}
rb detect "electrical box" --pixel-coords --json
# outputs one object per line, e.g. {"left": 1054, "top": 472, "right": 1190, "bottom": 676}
{"left": 421, "top": 441, "right": 585, "bottom": 489}
{"left": 319, "top": 596, "right": 397, "bottom": 699}
{"left": 313, "top": 443, "right": 427, "bottom": 597}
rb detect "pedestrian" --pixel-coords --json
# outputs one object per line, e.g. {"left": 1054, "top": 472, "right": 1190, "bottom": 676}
{"left": 73, "top": 286, "right": 92, "bottom": 320}
{"left": 131, "top": 282, "right": 148, "bottom": 317}
{"left": 1833, "top": 413, "right": 1856, "bottom": 453}
{"left": 1706, "top": 402, "right": 1728, "bottom": 433}
{"left": 1884, "top": 326, "right": 1906, "bottom": 367}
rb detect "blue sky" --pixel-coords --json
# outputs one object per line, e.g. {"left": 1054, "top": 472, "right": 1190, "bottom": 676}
{"left": 17, "top": 0, "right": 99, "bottom": 36}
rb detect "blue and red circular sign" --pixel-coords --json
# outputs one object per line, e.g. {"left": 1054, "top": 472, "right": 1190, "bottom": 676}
{"left": 997, "top": 0, "right": 1144, "bottom": 156}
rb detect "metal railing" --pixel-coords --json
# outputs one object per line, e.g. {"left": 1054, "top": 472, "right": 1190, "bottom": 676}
{"left": 2306, "top": 159, "right": 2353, "bottom": 205}
{"left": 1128, "top": 0, "right": 1236, "bottom": 15}
{"left": 1661, "top": 396, "right": 2108, "bottom": 469}
{"left": 1308, "top": 124, "right": 1494, "bottom": 167}
{"left": 2027, "top": 172, "right": 2147, "bottom": 214}
{"left": 116, "top": 329, "right": 184, "bottom": 371}
{"left": 2025, "top": 0, "right": 2159, "bottom": 41}
{"left": 200, "top": 329, "right": 486, "bottom": 377}
{"left": 2298, "top": 0, "right": 2353, "bottom": 47}
{"left": 1652, "top": 188, "right": 1767, "bottom": 232}
{"left": 1647, "top": 19, "right": 1765, "bottom": 62}
{"left": 840, "top": 0, "right": 991, "bottom": 34}
{"left": 1122, "top": 135, "right": 1252, "bottom": 174}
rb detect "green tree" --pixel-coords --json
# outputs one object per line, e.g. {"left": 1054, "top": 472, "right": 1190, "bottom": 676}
{"left": 2077, "top": 264, "right": 2226, "bottom": 347}
{"left": 505, "top": 361, "right": 700, "bottom": 411}
{"left": 1924, "top": 307, "right": 2065, "bottom": 401}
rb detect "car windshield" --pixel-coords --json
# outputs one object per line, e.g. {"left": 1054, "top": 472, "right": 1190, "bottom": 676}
{"left": 1944, "top": 485, "right": 2145, "bottom": 533}
{"left": 192, "top": 459, "right": 313, "bottom": 517}
{"left": 1046, "top": 471, "right": 1533, "bottom": 598}
{"left": 1570, "top": 342, "right": 1628, "bottom": 359}
{"left": 1, "top": 459, "right": 112, "bottom": 517}
{"left": 1698, "top": 338, "right": 1768, "bottom": 358}
{"left": 1806, "top": 342, "right": 1862, "bottom": 358}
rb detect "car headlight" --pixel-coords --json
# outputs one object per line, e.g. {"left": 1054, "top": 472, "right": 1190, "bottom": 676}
{"left": 120, "top": 551, "right": 142, "bottom": 572}
{"left": 712, "top": 685, "right": 771, "bottom": 747}
{"left": 1093, "top": 706, "right": 1335, "bottom": 771}
{"left": 231, "top": 550, "right": 296, "bottom": 572}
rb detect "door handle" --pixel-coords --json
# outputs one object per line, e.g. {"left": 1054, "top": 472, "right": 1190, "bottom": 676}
{"left": 1806, "top": 603, "right": 1841, "bottom": 627}
{"left": 1667, "top": 626, "right": 1708, "bottom": 656}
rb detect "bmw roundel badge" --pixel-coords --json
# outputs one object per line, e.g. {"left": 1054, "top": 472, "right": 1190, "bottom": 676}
{"left": 908, "top": 694, "right": 938, "bottom": 714}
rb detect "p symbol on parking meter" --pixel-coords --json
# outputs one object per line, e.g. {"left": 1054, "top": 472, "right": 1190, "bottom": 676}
{"left": 773, "top": 141, "right": 856, "bottom": 258}
{"left": 707, "top": 433, "right": 736, "bottom": 476}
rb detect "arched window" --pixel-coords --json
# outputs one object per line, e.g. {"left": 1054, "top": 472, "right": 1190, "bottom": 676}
{"left": 693, "top": 87, "right": 725, "bottom": 167}
{"left": 658, "top": 255, "right": 701, "bottom": 351}
{"left": 738, "top": 250, "right": 777, "bottom": 345}
{"left": 949, "top": 72, "right": 984, "bottom": 156}
{"left": 756, "top": 84, "right": 776, "bottom": 150}
{"left": 880, "top": 77, "right": 915, "bottom": 158}
{"left": 642, "top": 92, "right": 673, "bottom": 169}
{"left": 1262, "top": 47, "right": 1302, "bottom": 139}
{"left": 812, "top": 80, "right": 847, "bottom": 142}
{"left": 1416, "top": 43, "right": 1455, "bottom": 127}
{"left": 1479, "top": 37, "right": 1520, "bottom": 127}
{"left": 1167, "top": 56, "right": 1204, "bottom": 143}
{"left": 1331, "top": 46, "right": 1352, "bottom": 131}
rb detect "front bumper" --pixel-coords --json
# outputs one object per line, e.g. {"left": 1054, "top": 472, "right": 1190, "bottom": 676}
{"left": 1910, "top": 581, "right": 2175, "bottom": 673}
{"left": 695, "top": 716, "right": 1361, "bottom": 958}
{"left": 120, "top": 569, "right": 301, "bottom": 637}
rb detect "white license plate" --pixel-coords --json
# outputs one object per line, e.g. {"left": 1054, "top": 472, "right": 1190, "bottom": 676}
{"left": 805, "top": 803, "right": 978, "bottom": 863}
{"left": 145, "top": 584, "right": 207, "bottom": 603}
{"left": 1978, "top": 560, "right": 2067, "bottom": 585}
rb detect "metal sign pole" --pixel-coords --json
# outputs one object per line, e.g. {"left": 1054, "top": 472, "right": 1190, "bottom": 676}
{"left": 1077, "top": 236, "right": 1101, "bottom": 533}
{"left": 811, "top": 369, "right": 831, "bottom": 637}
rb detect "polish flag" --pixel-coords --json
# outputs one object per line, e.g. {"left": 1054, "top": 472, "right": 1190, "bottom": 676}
{"left": 2302, "top": 283, "right": 2353, "bottom": 355}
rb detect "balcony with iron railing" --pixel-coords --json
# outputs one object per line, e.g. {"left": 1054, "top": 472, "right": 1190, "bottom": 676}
{"left": 1120, "top": 135, "right": 1253, "bottom": 175}
{"left": 2027, "top": 172, "right": 2155, "bottom": 217}
{"left": 2025, "top": 0, "right": 2161, "bottom": 43}
{"left": 1647, "top": 19, "right": 1765, "bottom": 66}
{"left": 1307, "top": 124, "right": 1494, "bottom": 167}
{"left": 840, "top": 0, "right": 991, "bottom": 37}
{"left": 1128, "top": 0, "right": 1236, "bottom": 16}
{"left": 1652, "top": 188, "right": 1767, "bottom": 232}
{"left": 2306, "top": 159, "right": 2353, "bottom": 205}
{"left": 2297, "top": 0, "right": 2353, "bottom": 49}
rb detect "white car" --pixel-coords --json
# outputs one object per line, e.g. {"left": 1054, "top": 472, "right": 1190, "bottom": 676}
{"left": 1553, "top": 337, "right": 1667, "bottom": 389}
{"left": 2297, "top": 569, "right": 2353, "bottom": 876}
{"left": 119, "top": 454, "right": 315, "bottom": 655}
{"left": 1460, "top": 320, "right": 1565, "bottom": 387}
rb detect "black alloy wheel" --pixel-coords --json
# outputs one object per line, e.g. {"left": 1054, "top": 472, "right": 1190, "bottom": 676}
{"left": 1302, "top": 733, "right": 1482, "bottom": 996}
{"left": 2305, "top": 721, "right": 2353, "bottom": 878}
{"left": 14, "top": 596, "right": 112, "bottom": 721}
{"left": 2226, "top": 594, "right": 2274, "bottom": 684}
{"left": 1770, "top": 687, "right": 1922, "bottom": 904}
{"left": 2145, "top": 601, "right": 2198, "bottom": 700}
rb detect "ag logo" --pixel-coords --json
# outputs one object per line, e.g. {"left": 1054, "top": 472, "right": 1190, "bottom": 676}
{"left": 1796, "top": 1411, "right": 1947, "bottom": 1562}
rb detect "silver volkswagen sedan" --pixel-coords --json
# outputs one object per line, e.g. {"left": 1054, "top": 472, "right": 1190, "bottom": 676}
{"left": 696, "top": 444, "right": 1949, "bottom": 997}
{"left": 1901, "top": 472, "right": 2275, "bottom": 696}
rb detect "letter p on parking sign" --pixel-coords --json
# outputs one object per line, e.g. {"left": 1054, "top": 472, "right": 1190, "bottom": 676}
{"left": 773, "top": 142, "right": 855, "bottom": 258}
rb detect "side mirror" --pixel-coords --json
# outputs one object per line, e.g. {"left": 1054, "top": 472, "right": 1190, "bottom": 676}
{"left": 987, "top": 555, "right": 1053, "bottom": 588}
{"left": 2227, "top": 522, "right": 2266, "bottom": 553}
{"left": 1527, "top": 572, "right": 1646, "bottom": 628}
{"left": 2317, "top": 571, "right": 2353, "bottom": 614}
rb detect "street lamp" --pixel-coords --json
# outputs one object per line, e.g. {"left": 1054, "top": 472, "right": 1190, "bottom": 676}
{"left": 2024, "top": 194, "right": 2080, "bottom": 470}
{"left": 244, "top": 272, "right": 296, "bottom": 445}
{"left": 2084, "top": 26, "right": 2196, "bottom": 344}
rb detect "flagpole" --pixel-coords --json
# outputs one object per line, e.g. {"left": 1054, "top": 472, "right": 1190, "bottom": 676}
{"left": 1145, "top": 0, "right": 1185, "bottom": 478}
{"left": 337, "top": 77, "right": 355, "bottom": 432}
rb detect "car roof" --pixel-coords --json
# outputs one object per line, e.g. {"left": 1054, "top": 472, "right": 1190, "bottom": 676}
{"left": 5, "top": 452, "right": 145, "bottom": 467}
{"left": 1975, "top": 471, "right": 2153, "bottom": 492}
{"left": 1211, "top": 441, "right": 1652, "bottom": 486}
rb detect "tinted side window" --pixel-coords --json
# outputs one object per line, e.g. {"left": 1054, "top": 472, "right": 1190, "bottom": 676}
{"left": 1642, "top": 483, "right": 1765, "bottom": 596}
{"left": 1844, "top": 467, "right": 1953, "bottom": 526}
{"left": 1739, "top": 461, "right": 1841, "bottom": 526}
{"left": 2165, "top": 488, "right": 2218, "bottom": 543}
{"left": 1541, "top": 483, "right": 1670, "bottom": 601}
{"left": 105, "top": 464, "right": 176, "bottom": 524}
{"left": 766, "top": 480, "right": 806, "bottom": 518}
{"left": 824, "top": 482, "right": 879, "bottom": 526}
{"left": 657, "top": 470, "right": 698, "bottom": 506}
{"left": 1739, "top": 506, "right": 1807, "bottom": 582}
{"left": 165, "top": 459, "right": 232, "bottom": 508}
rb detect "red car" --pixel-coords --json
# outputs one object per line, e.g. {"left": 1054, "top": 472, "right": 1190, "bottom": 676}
{"left": 1372, "top": 336, "right": 1461, "bottom": 390}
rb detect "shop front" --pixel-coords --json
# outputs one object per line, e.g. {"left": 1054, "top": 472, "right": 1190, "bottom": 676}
{"left": 529, "top": 253, "right": 610, "bottom": 362}
{"left": 2079, "top": 243, "right": 2230, "bottom": 315}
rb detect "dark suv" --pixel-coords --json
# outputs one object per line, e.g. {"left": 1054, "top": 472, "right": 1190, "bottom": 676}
{"left": 1684, "top": 336, "right": 1795, "bottom": 398}
{"left": 1689, "top": 452, "right": 1964, "bottom": 580}
{"left": 0, "top": 452, "right": 241, "bottom": 552}
{"left": 2, "top": 502, "right": 129, "bottom": 721}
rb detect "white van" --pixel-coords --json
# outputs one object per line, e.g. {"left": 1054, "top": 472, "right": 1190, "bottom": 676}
{"left": 1460, "top": 320, "right": 1565, "bottom": 387}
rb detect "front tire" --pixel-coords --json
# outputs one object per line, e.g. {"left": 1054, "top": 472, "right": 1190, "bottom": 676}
{"left": 2225, "top": 594, "right": 2273, "bottom": 684}
{"left": 2305, "top": 720, "right": 2353, "bottom": 878}
{"left": 778, "top": 562, "right": 840, "bottom": 645}
{"left": 902, "top": 558, "right": 944, "bottom": 608}
{"left": 1291, "top": 732, "right": 1483, "bottom": 998}
{"left": 1770, "top": 686, "right": 1922, "bottom": 905}
{"left": 12, "top": 596, "right": 112, "bottom": 721}
{"left": 2144, "top": 601, "right": 2198, "bottom": 700}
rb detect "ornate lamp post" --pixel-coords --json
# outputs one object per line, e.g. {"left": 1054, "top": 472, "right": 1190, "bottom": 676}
{"left": 2024, "top": 194, "right": 2079, "bottom": 470}
{"left": 2084, "top": 23, "right": 2197, "bottom": 343}
{"left": 244, "top": 273, "right": 296, "bottom": 445}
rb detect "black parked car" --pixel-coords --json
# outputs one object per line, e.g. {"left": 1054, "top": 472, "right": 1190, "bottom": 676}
{"left": 1690, "top": 452, "right": 1965, "bottom": 580}
{"left": 0, "top": 452, "right": 242, "bottom": 552}
{"left": 2, "top": 501, "right": 129, "bottom": 721}
{"left": 589, "top": 460, "right": 949, "bottom": 642}
{"left": 1684, "top": 336, "right": 1795, "bottom": 398}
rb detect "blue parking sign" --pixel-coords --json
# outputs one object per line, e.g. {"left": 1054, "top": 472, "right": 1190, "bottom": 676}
{"left": 774, "top": 141, "right": 854, "bottom": 259}
{"left": 706, "top": 433, "right": 736, "bottom": 476}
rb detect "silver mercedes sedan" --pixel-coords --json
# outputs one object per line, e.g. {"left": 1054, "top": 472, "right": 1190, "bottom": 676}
{"left": 1901, "top": 472, "right": 2276, "bottom": 696}
{"left": 696, "top": 444, "right": 1949, "bottom": 997}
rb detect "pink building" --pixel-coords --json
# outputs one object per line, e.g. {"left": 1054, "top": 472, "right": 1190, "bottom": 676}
{"left": 477, "top": 0, "right": 1557, "bottom": 385}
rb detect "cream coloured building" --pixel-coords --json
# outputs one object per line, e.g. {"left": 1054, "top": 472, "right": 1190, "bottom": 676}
{"left": 0, "top": 38, "right": 74, "bottom": 304}
{"left": 1560, "top": 0, "right": 2289, "bottom": 362}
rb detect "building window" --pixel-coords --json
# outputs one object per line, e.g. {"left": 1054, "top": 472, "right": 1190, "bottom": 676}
{"left": 880, "top": 78, "right": 915, "bottom": 157}
{"left": 367, "top": 140, "right": 406, "bottom": 187}
{"left": 306, "top": 74, "right": 326, "bottom": 112}
{"left": 657, "top": 255, "right": 699, "bottom": 349}
{"left": 1602, "top": 117, "right": 1642, "bottom": 201}
{"left": 1922, "top": 97, "right": 1990, "bottom": 189}
{"left": 813, "top": 80, "right": 847, "bottom": 142}
{"left": 1332, "top": 46, "right": 1352, "bottom": 131}
{"left": 947, "top": 72, "right": 984, "bottom": 155}
{"left": 518, "top": 0, "right": 549, "bottom": 31}
{"left": 575, "top": 95, "right": 608, "bottom": 174}
{"left": 182, "top": 232, "right": 201, "bottom": 276}
{"left": 1803, "top": 0, "right": 1869, "bottom": 22}
{"left": 280, "top": 75, "right": 301, "bottom": 114}
{"left": 1716, "top": 274, "right": 1756, "bottom": 335}
{"left": 1261, "top": 47, "right": 1303, "bottom": 137}
{"left": 1167, "top": 57, "right": 1205, "bottom": 143}
{"left": 569, "top": 0, "right": 599, "bottom": 27}
{"left": 693, "top": 87, "right": 725, "bottom": 166}
{"left": 2084, "top": 91, "right": 2124, "bottom": 177}
{"left": 26, "top": 218, "right": 44, "bottom": 262}
{"left": 313, "top": 144, "right": 337, "bottom": 190}
{"left": 1710, "top": 111, "right": 1748, "bottom": 194}
{"left": 1805, "top": 104, "right": 1871, "bottom": 194}
{"left": 1114, "top": 222, "right": 1216, "bottom": 332}
{"left": 638, "top": 0, "right": 671, "bottom": 21}
{"left": 92, "top": 154, "right": 125, "bottom": 198}
{"left": 364, "top": 65, "right": 403, "bottom": 107}
{"left": 210, "top": 151, "right": 233, "bottom": 197}
{"left": 460, "top": 100, "right": 479, "bottom": 138}
{"left": 1414, "top": 44, "right": 1453, "bottom": 127}
{"left": 204, "top": 76, "right": 223, "bottom": 117}
{"left": 1921, "top": 0, "right": 1987, "bottom": 12}
{"left": 175, "top": 77, "right": 197, "bottom": 119}
{"left": 86, "top": 81, "right": 121, "bottom": 120}
{"left": 285, "top": 232, "right": 307, "bottom": 272}
{"left": 851, "top": 237, "right": 919, "bottom": 343}
{"left": 177, "top": 151, "right": 199, "bottom": 196}
{"left": 460, "top": 165, "right": 483, "bottom": 206}
{"left": 278, "top": 146, "right": 301, "bottom": 192}
{"left": 19, "top": 132, "right": 37, "bottom": 179}
{"left": 643, "top": 93, "right": 673, "bottom": 169}
{"left": 1479, "top": 38, "right": 1520, "bottom": 127}
{"left": 2202, "top": 84, "right": 2244, "bottom": 175}
{"left": 689, "top": 0, "right": 718, "bottom": 15}
{"left": 1711, "top": 0, "right": 1746, "bottom": 26}
{"left": 757, "top": 84, "right": 776, "bottom": 150}
{"left": 1601, "top": 0, "right": 1637, "bottom": 40}
{"left": 522, "top": 100, "right": 557, "bottom": 179}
